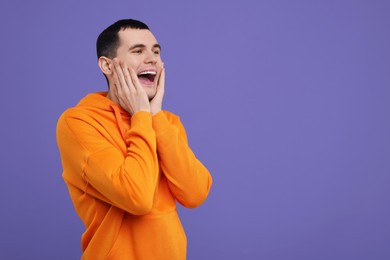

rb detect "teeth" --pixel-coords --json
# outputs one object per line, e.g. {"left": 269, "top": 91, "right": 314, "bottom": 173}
{"left": 138, "top": 71, "right": 157, "bottom": 75}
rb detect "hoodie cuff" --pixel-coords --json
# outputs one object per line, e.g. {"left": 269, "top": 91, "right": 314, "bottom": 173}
{"left": 131, "top": 111, "right": 153, "bottom": 128}
{"left": 152, "top": 111, "right": 172, "bottom": 135}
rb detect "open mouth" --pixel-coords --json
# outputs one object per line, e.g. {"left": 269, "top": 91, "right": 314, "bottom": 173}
{"left": 137, "top": 70, "right": 157, "bottom": 84}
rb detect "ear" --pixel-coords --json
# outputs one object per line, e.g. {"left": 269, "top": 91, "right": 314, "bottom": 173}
{"left": 98, "top": 56, "right": 112, "bottom": 76}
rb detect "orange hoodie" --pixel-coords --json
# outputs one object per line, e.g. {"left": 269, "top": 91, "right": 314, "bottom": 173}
{"left": 56, "top": 92, "right": 212, "bottom": 260}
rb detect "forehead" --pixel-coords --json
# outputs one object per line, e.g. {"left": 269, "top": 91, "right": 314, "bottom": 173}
{"left": 118, "top": 28, "right": 158, "bottom": 47}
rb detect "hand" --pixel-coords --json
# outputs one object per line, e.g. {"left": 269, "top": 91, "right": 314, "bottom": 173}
{"left": 108, "top": 59, "right": 150, "bottom": 115}
{"left": 150, "top": 63, "right": 165, "bottom": 115}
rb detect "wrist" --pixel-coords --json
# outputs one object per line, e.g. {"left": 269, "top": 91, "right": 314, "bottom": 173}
{"left": 151, "top": 108, "right": 161, "bottom": 116}
{"left": 139, "top": 108, "right": 151, "bottom": 113}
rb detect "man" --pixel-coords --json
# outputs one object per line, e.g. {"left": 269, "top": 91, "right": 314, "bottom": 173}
{"left": 56, "top": 19, "right": 212, "bottom": 260}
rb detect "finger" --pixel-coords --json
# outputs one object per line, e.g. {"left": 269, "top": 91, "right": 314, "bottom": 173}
{"left": 114, "top": 61, "right": 130, "bottom": 95}
{"left": 111, "top": 64, "right": 119, "bottom": 91}
{"left": 108, "top": 63, "right": 115, "bottom": 94}
{"left": 158, "top": 64, "right": 165, "bottom": 92}
{"left": 122, "top": 64, "right": 136, "bottom": 94}
{"left": 155, "top": 64, "right": 165, "bottom": 97}
{"left": 111, "top": 63, "right": 123, "bottom": 97}
{"left": 128, "top": 67, "right": 144, "bottom": 93}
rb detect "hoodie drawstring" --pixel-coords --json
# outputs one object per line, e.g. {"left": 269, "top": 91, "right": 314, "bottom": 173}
{"left": 110, "top": 105, "right": 128, "bottom": 140}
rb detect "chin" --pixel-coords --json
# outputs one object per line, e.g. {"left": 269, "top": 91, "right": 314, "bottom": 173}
{"left": 141, "top": 84, "right": 157, "bottom": 99}
{"left": 146, "top": 90, "right": 157, "bottom": 101}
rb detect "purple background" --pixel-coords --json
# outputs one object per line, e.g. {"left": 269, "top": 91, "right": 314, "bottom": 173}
{"left": 1, "top": 0, "right": 389, "bottom": 259}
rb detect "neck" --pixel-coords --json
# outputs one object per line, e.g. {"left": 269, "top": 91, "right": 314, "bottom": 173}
{"left": 106, "top": 90, "right": 119, "bottom": 104}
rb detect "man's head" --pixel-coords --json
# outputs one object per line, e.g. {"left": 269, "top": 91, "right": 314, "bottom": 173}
{"left": 97, "top": 19, "right": 162, "bottom": 99}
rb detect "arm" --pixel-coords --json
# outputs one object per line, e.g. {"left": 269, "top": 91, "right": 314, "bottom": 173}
{"left": 57, "top": 111, "right": 159, "bottom": 215}
{"left": 152, "top": 112, "right": 212, "bottom": 208}
{"left": 58, "top": 61, "right": 158, "bottom": 215}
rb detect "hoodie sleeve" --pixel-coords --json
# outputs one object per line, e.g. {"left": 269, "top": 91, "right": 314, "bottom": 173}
{"left": 152, "top": 111, "right": 212, "bottom": 208}
{"left": 57, "top": 110, "right": 159, "bottom": 215}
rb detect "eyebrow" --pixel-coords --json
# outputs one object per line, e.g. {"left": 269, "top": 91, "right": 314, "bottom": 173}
{"left": 128, "top": 44, "right": 162, "bottom": 51}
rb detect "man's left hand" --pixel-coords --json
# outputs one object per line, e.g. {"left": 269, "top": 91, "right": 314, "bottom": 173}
{"left": 150, "top": 63, "right": 165, "bottom": 115}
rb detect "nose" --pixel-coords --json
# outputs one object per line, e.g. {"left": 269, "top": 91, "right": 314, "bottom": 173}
{"left": 144, "top": 50, "right": 158, "bottom": 64}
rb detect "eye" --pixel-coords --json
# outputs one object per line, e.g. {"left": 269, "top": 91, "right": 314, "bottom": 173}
{"left": 154, "top": 49, "right": 161, "bottom": 55}
{"left": 132, "top": 49, "right": 142, "bottom": 54}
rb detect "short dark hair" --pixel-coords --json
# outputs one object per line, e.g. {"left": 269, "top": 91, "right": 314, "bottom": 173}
{"left": 96, "top": 19, "right": 149, "bottom": 59}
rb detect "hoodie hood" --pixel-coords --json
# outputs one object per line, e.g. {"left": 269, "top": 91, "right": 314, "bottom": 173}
{"left": 77, "top": 92, "right": 129, "bottom": 140}
{"left": 77, "top": 92, "right": 125, "bottom": 113}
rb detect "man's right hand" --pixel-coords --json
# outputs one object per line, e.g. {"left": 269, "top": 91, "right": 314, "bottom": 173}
{"left": 108, "top": 59, "right": 150, "bottom": 115}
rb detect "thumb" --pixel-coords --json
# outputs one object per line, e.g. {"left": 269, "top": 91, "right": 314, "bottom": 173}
{"left": 156, "top": 64, "right": 165, "bottom": 95}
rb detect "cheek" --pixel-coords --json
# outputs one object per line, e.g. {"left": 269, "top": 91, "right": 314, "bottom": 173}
{"left": 155, "top": 59, "right": 162, "bottom": 69}
{"left": 122, "top": 55, "right": 141, "bottom": 69}
{"left": 128, "top": 61, "right": 139, "bottom": 70}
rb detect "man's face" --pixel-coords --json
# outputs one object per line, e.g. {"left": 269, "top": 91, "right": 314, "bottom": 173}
{"left": 114, "top": 28, "right": 162, "bottom": 99}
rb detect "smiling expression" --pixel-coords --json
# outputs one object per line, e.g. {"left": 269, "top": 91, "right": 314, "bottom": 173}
{"left": 114, "top": 28, "right": 162, "bottom": 99}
